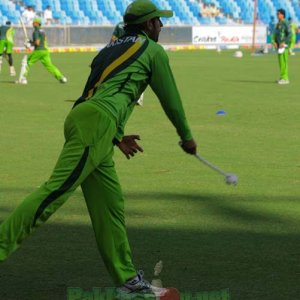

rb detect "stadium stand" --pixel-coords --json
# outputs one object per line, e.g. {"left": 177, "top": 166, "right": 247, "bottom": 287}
{"left": 0, "top": 0, "right": 299, "bottom": 26}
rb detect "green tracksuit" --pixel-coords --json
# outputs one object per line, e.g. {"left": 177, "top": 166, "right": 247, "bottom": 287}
{"left": 273, "top": 19, "right": 292, "bottom": 80}
{"left": 0, "top": 25, "right": 15, "bottom": 54}
{"left": 289, "top": 22, "right": 297, "bottom": 50}
{"left": 0, "top": 29, "right": 193, "bottom": 285}
{"left": 24, "top": 27, "right": 64, "bottom": 81}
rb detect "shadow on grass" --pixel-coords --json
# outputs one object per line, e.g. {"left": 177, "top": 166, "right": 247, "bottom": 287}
{"left": 0, "top": 191, "right": 299, "bottom": 300}
{"left": 0, "top": 80, "right": 16, "bottom": 84}
{"left": 125, "top": 191, "right": 299, "bottom": 226}
{"left": 225, "top": 79, "right": 275, "bottom": 84}
{"left": 124, "top": 190, "right": 300, "bottom": 203}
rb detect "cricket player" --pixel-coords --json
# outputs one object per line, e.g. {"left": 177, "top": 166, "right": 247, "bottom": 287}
{"left": 0, "top": 21, "right": 16, "bottom": 76}
{"left": 18, "top": 18, "right": 67, "bottom": 84}
{"left": 272, "top": 9, "right": 292, "bottom": 84}
{"left": 111, "top": 21, "right": 125, "bottom": 42}
{"left": 288, "top": 17, "right": 297, "bottom": 55}
{"left": 0, "top": 0, "right": 196, "bottom": 295}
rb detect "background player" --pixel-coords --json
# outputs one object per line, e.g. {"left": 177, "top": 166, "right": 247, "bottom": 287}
{"left": 0, "top": 21, "right": 16, "bottom": 76}
{"left": 272, "top": 9, "right": 292, "bottom": 84}
{"left": 111, "top": 21, "right": 125, "bottom": 42}
{"left": 17, "top": 18, "right": 67, "bottom": 84}
{"left": 288, "top": 17, "right": 297, "bottom": 55}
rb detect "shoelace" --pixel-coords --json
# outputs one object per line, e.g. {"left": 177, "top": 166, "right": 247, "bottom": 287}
{"left": 123, "top": 270, "right": 151, "bottom": 291}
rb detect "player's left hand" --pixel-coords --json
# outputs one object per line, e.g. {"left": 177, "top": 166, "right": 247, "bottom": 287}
{"left": 117, "top": 135, "right": 143, "bottom": 159}
{"left": 24, "top": 40, "right": 32, "bottom": 48}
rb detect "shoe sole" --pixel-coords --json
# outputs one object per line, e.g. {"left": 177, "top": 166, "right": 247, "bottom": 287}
{"left": 115, "top": 287, "right": 180, "bottom": 299}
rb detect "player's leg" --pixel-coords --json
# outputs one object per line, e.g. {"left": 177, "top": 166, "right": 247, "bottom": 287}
{"left": 40, "top": 50, "right": 67, "bottom": 82}
{"left": 0, "top": 40, "right": 5, "bottom": 73}
{"left": 0, "top": 131, "right": 92, "bottom": 261}
{"left": 278, "top": 50, "right": 289, "bottom": 81}
{"left": 81, "top": 157, "right": 137, "bottom": 286}
{"left": 17, "top": 51, "right": 40, "bottom": 84}
{"left": 23, "top": 50, "right": 42, "bottom": 79}
{"left": 16, "top": 55, "right": 28, "bottom": 84}
{"left": 6, "top": 42, "right": 15, "bottom": 76}
{"left": 0, "top": 103, "right": 116, "bottom": 262}
{"left": 289, "top": 34, "right": 296, "bottom": 55}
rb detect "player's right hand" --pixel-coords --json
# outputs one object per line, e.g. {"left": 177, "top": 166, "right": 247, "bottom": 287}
{"left": 117, "top": 135, "right": 143, "bottom": 159}
{"left": 179, "top": 139, "right": 197, "bottom": 155}
{"left": 24, "top": 40, "right": 32, "bottom": 48}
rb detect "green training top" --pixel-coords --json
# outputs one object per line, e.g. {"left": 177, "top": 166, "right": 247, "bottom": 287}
{"left": 75, "top": 28, "right": 193, "bottom": 143}
{"left": 32, "top": 28, "right": 48, "bottom": 50}
{"left": 0, "top": 25, "right": 15, "bottom": 42}
{"left": 112, "top": 22, "right": 125, "bottom": 40}
{"left": 273, "top": 19, "right": 292, "bottom": 46}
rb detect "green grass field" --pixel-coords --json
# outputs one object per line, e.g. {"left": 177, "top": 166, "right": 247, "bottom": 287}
{"left": 0, "top": 50, "right": 299, "bottom": 300}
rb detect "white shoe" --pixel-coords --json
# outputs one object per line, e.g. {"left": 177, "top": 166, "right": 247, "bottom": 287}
{"left": 59, "top": 77, "right": 67, "bottom": 83}
{"left": 116, "top": 270, "right": 177, "bottom": 299}
{"left": 117, "top": 271, "right": 152, "bottom": 294}
{"left": 10, "top": 66, "right": 16, "bottom": 76}
{"left": 277, "top": 79, "right": 289, "bottom": 85}
{"left": 16, "top": 78, "right": 28, "bottom": 84}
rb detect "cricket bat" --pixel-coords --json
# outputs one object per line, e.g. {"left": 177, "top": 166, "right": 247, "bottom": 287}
{"left": 19, "top": 17, "right": 29, "bottom": 42}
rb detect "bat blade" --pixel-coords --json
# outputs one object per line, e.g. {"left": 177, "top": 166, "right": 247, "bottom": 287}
{"left": 19, "top": 17, "right": 29, "bottom": 41}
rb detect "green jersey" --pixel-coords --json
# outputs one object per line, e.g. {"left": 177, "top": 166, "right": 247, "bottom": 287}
{"left": 75, "top": 28, "right": 193, "bottom": 142}
{"left": 112, "top": 22, "right": 125, "bottom": 40}
{"left": 32, "top": 28, "right": 48, "bottom": 50}
{"left": 0, "top": 25, "right": 15, "bottom": 43}
{"left": 273, "top": 19, "right": 292, "bottom": 46}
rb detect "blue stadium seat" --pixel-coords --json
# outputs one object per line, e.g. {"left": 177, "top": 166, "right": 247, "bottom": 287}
{"left": 0, "top": 0, "right": 299, "bottom": 26}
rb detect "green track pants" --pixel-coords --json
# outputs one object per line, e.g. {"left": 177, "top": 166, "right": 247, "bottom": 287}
{"left": 0, "top": 102, "right": 136, "bottom": 285}
{"left": 24, "top": 50, "right": 64, "bottom": 81}
{"left": 289, "top": 33, "right": 296, "bottom": 50}
{"left": 278, "top": 48, "right": 289, "bottom": 80}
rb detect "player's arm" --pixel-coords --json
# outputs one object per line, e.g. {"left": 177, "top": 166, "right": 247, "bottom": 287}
{"left": 30, "top": 31, "right": 40, "bottom": 46}
{"left": 113, "top": 106, "right": 144, "bottom": 159}
{"left": 284, "top": 21, "right": 292, "bottom": 45}
{"left": 149, "top": 47, "right": 196, "bottom": 154}
{"left": 32, "top": 38, "right": 40, "bottom": 46}
{"left": 113, "top": 105, "right": 134, "bottom": 144}
{"left": 271, "top": 30, "right": 277, "bottom": 48}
